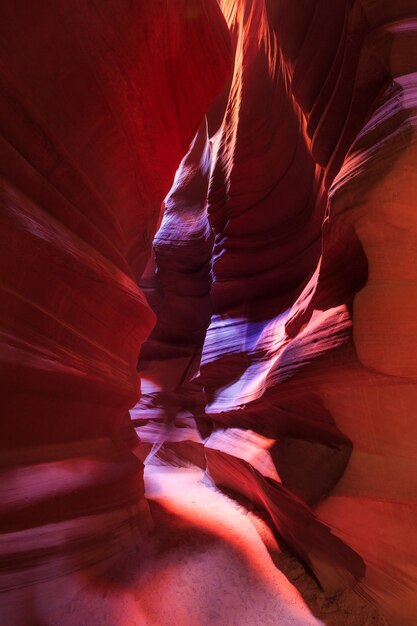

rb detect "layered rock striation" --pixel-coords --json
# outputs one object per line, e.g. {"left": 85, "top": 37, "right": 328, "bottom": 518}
{"left": 0, "top": 1, "right": 231, "bottom": 623}
{"left": 2, "top": 1, "right": 417, "bottom": 624}
{"left": 139, "top": 2, "right": 417, "bottom": 624}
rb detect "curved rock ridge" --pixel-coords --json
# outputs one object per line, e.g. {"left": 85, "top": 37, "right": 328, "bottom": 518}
{"left": 138, "top": 1, "right": 417, "bottom": 624}
{"left": 0, "top": 1, "right": 232, "bottom": 623}
{"left": 267, "top": 4, "right": 417, "bottom": 624}
{"left": 133, "top": 119, "right": 215, "bottom": 467}
{"left": 195, "top": 0, "right": 366, "bottom": 596}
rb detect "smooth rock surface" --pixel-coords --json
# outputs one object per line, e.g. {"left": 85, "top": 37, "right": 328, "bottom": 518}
{"left": 0, "top": 2, "right": 231, "bottom": 623}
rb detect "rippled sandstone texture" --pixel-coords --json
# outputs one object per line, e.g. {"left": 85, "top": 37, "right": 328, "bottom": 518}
{"left": 0, "top": 2, "right": 231, "bottom": 623}
{"left": 137, "top": 1, "right": 417, "bottom": 625}
{"left": 2, "top": 1, "right": 417, "bottom": 625}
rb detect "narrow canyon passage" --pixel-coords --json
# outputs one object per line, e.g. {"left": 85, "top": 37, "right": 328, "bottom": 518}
{"left": 1, "top": 1, "right": 417, "bottom": 625}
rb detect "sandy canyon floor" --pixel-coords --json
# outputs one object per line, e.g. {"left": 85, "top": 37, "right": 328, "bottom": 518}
{"left": 47, "top": 466, "right": 389, "bottom": 626}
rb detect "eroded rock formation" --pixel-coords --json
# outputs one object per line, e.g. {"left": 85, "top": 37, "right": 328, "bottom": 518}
{"left": 137, "top": 2, "right": 417, "bottom": 625}
{"left": 1, "top": 1, "right": 417, "bottom": 625}
{"left": 0, "top": 2, "right": 231, "bottom": 623}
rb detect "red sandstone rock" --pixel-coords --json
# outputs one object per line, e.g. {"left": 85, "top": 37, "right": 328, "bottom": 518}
{"left": 2, "top": 1, "right": 417, "bottom": 625}
{"left": 0, "top": 1, "right": 231, "bottom": 623}
{"left": 140, "top": 2, "right": 417, "bottom": 624}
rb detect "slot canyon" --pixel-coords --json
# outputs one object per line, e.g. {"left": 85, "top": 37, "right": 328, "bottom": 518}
{"left": 1, "top": 1, "right": 417, "bottom": 624}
